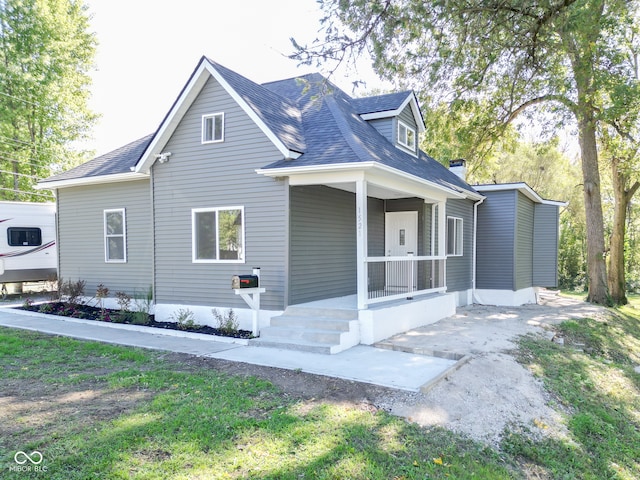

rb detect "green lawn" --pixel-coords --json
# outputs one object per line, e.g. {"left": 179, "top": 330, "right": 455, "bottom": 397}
{"left": 1, "top": 296, "right": 639, "bottom": 479}
{"left": 0, "top": 329, "right": 514, "bottom": 479}
{"left": 504, "top": 295, "right": 640, "bottom": 479}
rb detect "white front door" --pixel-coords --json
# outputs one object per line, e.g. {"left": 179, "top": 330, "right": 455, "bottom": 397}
{"left": 385, "top": 211, "right": 418, "bottom": 290}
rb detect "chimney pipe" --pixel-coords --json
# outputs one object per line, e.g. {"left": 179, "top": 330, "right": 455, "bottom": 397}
{"left": 449, "top": 159, "right": 467, "bottom": 181}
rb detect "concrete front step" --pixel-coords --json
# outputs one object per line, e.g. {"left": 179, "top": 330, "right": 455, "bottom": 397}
{"left": 270, "top": 315, "right": 352, "bottom": 332}
{"left": 254, "top": 304, "right": 360, "bottom": 354}
{"left": 249, "top": 337, "right": 336, "bottom": 354}
{"left": 282, "top": 306, "right": 358, "bottom": 320}
{"left": 259, "top": 325, "right": 344, "bottom": 344}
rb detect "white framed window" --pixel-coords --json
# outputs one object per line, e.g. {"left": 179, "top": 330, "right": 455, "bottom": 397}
{"left": 397, "top": 120, "right": 416, "bottom": 151}
{"left": 104, "top": 208, "right": 127, "bottom": 263}
{"left": 202, "top": 113, "right": 224, "bottom": 143}
{"left": 192, "top": 206, "right": 244, "bottom": 263}
{"left": 446, "top": 216, "right": 463, "bottom": 257}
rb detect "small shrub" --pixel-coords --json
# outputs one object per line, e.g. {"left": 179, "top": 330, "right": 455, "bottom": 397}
{"left": 132, "top": 286, "right": 153, "bottom": 326}
{"left": 212, "top": 308, "right": 239, "bottom": 335}
{"left": 95, "top": 284, "right": 109, "bottom": 314}
{"left": 61, "top": 279, "right": 86, "bottom": 307}
{"left": 131, "top": 311, "right": 151, "bottom": 326}
{"left": 111, "top": 311, "right": 132, "bottom": 324}
{"left": 170, "top": 308, "right": 199, "bottom": 330}
{"left": 38, "top": 303, "right": 54, "bottom": 314}
{"left": 22, "top": 298, "right": 34, "bottom": 309}
{"left": 115, "top": 291, "right": 132, "bottom": 312}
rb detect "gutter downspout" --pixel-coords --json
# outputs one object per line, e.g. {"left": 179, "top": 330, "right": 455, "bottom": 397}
{"left": 149, "top": 166, "right": 156, "bottom": 313}
{"left": 472, "top": 196, "right": 486, "bottom": 303}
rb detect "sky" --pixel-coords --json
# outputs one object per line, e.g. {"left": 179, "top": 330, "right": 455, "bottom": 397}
{"left": 83, "top": 0, "right": 387, "bottom": 156}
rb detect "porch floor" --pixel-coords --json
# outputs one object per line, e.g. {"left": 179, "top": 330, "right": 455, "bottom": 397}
{"left": 291, "top": 292, "right": 446, "bottom": 311}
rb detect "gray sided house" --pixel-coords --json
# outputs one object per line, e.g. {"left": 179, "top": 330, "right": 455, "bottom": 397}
{"left": 474, "top": 184, "right": 565, "bottom": 306}
{"left": 38, "top": 57, "right": 564, "bottom": 353}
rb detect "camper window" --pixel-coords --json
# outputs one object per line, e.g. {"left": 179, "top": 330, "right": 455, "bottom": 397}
{"left": 8, "top": 227, "right": 42, "bottom": 247}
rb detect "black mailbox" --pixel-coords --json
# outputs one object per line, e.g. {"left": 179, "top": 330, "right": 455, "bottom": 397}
{"left": 231, "top": 274, "right": 259, "bottom": 289}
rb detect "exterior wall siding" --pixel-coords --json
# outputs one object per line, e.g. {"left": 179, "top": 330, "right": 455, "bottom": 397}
{"left": 445, "top": 199, "right": 474, "bottom": 292}
{"left": 476, "top": 190, "right": 516, "bottom": 290}
{"left": 533, "top": 204, "right": 560, "bottom": 287}
{"left": 289, "top": 185, "right": 356, "bottom": 305}
{"left": 56, "top": 180, "right": 152, "bottom": 295}
{"left": 152, "top": 76, "right": 288, "bottom": 311}
{"left": 367, "top": 118, "right": 393, "bottom": 144}
{"left": 515, "top": 192, "right": 535, "bottom": 290}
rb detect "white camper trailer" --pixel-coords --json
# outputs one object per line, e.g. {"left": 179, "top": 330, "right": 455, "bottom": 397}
{"left": 0, "top": 201, "right": 57, "bottom": 296}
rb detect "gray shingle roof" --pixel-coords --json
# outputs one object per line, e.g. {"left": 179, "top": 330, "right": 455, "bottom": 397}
{"left": 260, "top": 75, "right": 475, "bottom": 195}
{"left": 40, "top": 134, "right": 153, "bottom": 184}
{"left": 207, "top": 58, "right": 306, "bottom": 153}
{"left": 42, "top": 59, "right": 476, "bottom": 198}
{"left": 350, "top": 91, "right": 413, "bottom": 115}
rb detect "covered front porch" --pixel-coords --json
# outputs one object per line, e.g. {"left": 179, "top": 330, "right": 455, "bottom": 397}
{"left": 284, "top": 166, "right": 465, "bottom": 311}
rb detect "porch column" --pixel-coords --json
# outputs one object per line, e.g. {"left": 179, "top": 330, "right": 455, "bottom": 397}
{"left": 437, "top": 201, "right": 446, "bottom": 257}
{"left": 438, "top": 201, "right": 447, "bottom": 288}
{"left": 356, "top": 178, "right": 368, "bottom": 309}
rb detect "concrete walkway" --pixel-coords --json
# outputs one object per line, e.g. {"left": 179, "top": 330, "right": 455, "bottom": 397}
{"left": 0, "top": 306, "right": 458, "bottom": 392}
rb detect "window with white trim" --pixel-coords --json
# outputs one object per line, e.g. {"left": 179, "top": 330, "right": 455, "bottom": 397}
{"left": 446, "top": 216, "right": 463, "bottom": 256}
{"left": 104, "top": 209, "right": 126, "bottom": 262}
{"left": 397, "top": 120, "right": 416, "bottom": 150}
{"left": 202, "top": 112, "right": 224, "bottom": 143}
{"left": 192, "top": 207, "right": 244, "bottom": 262}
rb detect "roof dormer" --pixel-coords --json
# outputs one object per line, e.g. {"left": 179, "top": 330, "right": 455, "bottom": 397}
{"left": 352, "top": 91, "right": 425, "bottom": 156}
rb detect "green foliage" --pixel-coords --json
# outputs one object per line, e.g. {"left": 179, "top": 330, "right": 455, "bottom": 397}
{"left": 170, "top": 308, "right": 200, "bottom": 330}
{"left": 558, "top": 215, "right": 588, "bottom": 291}
{"left": 505, "top": 308, "right": 640, "bottom": 478}
{"left": 419, "top": 99, "right": 518, "bottom": 173}
{"left": 0, "top": 0, "right": 97, "bottom": 201}
{"left": 212, "top": 307, "right": 239, "bottom": 335}
{"left": 132, "top": 286, "right": 153, "bottom": 326}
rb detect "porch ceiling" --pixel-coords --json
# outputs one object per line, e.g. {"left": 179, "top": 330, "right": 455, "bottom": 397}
{"left": 324, "top": 182, "right": 424, "bottom": 200}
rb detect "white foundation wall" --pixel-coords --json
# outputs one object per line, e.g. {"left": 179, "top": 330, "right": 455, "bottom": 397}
{"left": 80, "top": 296, "right": 281, "bottom": 332}
{"left": 358, "top": 293, "right": 456, "bottom": 345}
{"left": 473, "top": 287, "right": 538, "bottom": 306}
{"left": 452, "top": 289, "right": 473, "bottom": 307}
{"left": 154, "top": 303, "right": 281, "bottom": 331}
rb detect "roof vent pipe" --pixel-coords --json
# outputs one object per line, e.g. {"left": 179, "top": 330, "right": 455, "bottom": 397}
{"left": 449, "top": 159, "right": 467, "bottom": 181}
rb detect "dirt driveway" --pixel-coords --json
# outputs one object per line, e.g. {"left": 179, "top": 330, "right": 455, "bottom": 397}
{"left": 378, "top": 291, "right": 606, "bottom": 445}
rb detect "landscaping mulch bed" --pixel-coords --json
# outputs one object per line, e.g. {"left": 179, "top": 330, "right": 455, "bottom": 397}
{"left": 17, "top": 302, "right": 253, "bottom": 339}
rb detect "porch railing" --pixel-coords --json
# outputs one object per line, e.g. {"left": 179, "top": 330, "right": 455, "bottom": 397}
{"left": 365, "top": 255, "right": 446, "bottom": 305}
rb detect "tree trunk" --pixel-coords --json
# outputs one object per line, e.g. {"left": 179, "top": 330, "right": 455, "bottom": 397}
{"left": 578, "top": 112, "right": 609, "bottom": 304}
{"left": 608, "top": 157, "right": 640, "bottom": 305}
